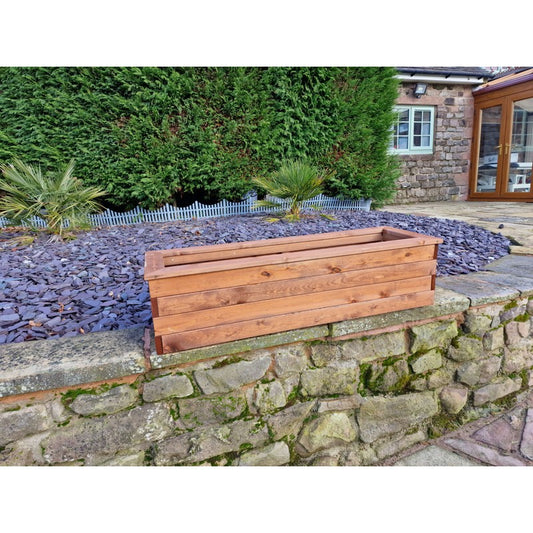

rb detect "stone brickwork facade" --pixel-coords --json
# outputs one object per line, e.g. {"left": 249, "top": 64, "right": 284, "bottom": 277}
{"left": 393, "top": 82, "right": 476, "bottom": 203}
{"left": 1, "top": 259, "right": 532, "bottom": 466}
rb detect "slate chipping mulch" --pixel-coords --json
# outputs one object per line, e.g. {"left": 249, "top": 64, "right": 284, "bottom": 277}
{"left": 0, "top": 210, "right": 510, "bottom": 345}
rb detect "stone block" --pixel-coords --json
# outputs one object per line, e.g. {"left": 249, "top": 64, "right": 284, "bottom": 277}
{"left": 266, "top": 401, "right": 316, "bottom": 440}
{"left": 273, "top": 346, "right": 308, "bottom": 377}
{"left": 317, "top": 395, "right": 363, "bottom": 413}
{"left": 310, "top": 343, "right": 343, "bottom": 367}
{"left": 237, "top": 441, "right": 290, "bottom": 466}
{"left": 502, "top": 344, "right": 533, "bottom": 374}
{"left": 410, "top": 320, "right": 458, "bottom": 353}
{"left": 296, "top": 412, "right": 358, "bottom": 456}
{"left": 154, "top": 418, "right": 270, "bottom": 465}
{"left": 100, "top": 452, "right": 146, "bottom": 466}
{"left": 0, "top": 405, "right": 53, "bottom": 447}
{"left": 194, "top": 355, "right": 271, "bottom": 394}
{"left": 456, "top": 356, "right": 501, "bottom": 387}
{"left": 446, "top": 336, "right": 483, "bottom": 362}
{"left": 364, "top": 359, "right": 410, "bottom": 393}
{"left": 0, "top": 432, "right": 49, "bottom": 465}
{"left": 42, "top": 403, "right": 174, "bottom": 464}
{"left": 178, "top": 392, "right": 248, "bottom": 429}
{"left": 409, "top": 349, "right": 442, "bottom": 374}
{"left": 427, "top": 368, "right": 453, "bottom": 390}
{"left": 439, "top": 385, "right": 468, "bottom": 414}
{"left": 357, "top": 391, "right": 438, "bottom": 443}
{"left": 463, "top": 311, "right": 492, "bottom": 335}
{"left": 473, "top": 377, "right": 522, "bottom": 407}
{"left": 142, "top": 373, "right": 194, "bottom": 402}
{"left": 483, "top": 327, "right": 505, "bottom": 352}
{"left": 253, "top": 381, "right": 287, "bottom": 414}
{"left": 341, "top": 331, "right": 407, "bottom": 363}
{"left": 69, "top": 385, "right": 139, "bottom": 416}
{"left": 301, "top": 367, "right": 358, "bottom": 397}
{"left": 374, "top": 429, "right": 427, "bottom": 461}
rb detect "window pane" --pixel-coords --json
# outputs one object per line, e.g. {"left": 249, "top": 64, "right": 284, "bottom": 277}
{"left": 398, "top": 137, "right": 408, "bottom": 149}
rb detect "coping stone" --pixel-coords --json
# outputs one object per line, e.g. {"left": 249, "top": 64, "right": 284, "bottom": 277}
{"left": 483, "top": 255, "right": 533, "bottom": 279}
{"left": 149, "top": 325, "right": 328, "bottom": 369}
{"left": 329, "top": 287, "right": 469, "bottom": 338}
{"left": 436, "top": 275, "right": 519, "bottom": 306}
{"left": 463, "top": 271, "right": 533, "bottom": 298}
{"left": 0, "top": 327, "right": 145, "bottom": 398}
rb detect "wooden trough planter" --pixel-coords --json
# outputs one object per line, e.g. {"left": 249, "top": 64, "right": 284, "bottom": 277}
{"left": 144, "top": 227, "right": 442, "bottom": 355}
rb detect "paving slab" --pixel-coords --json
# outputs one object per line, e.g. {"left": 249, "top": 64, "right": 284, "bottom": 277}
{"left": 483, "top": 254, "right": 533, "bottom": 279}
{"left": 461, "top": 271, "right": 533, "bottom": 297}
{"left": 436, "top": 275, "right": 519, "bottom": 306}
{"left": 392, "top": 445, "right": 479, "bottom": 466}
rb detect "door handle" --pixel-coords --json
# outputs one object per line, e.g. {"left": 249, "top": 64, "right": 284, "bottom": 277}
{"left": 495, "top": 144, "right": 503, "bottom": 155}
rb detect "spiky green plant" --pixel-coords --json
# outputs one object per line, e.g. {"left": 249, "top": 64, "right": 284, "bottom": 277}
{"left": 252, "top": 160, "right": 330, "bottom": 221}
{"left": 0, "top": 159, "right": 106, "bottom": 238}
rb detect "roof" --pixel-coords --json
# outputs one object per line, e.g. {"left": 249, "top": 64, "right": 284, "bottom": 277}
{"left": 473, "top": 68, "right": 533, "bottom": 95}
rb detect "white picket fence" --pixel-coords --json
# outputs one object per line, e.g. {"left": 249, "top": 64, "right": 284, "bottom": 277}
{"left": 0, "top": 192, "right": 371, "bottom": 229}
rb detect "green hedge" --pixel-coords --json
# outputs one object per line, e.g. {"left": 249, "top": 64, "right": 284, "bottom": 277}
{"left": 0, "top": 67, "right": 400, "bottom": 210}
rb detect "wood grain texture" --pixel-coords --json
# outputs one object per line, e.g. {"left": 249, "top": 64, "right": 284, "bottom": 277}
{"left": 159, "top": 291, "right": 436, "bottom": 352}
{"left": 155, "top": 260, "right": 437, "bottom": 316}
{"left": 145, "top": 227, "right": 441, "bottom": 355}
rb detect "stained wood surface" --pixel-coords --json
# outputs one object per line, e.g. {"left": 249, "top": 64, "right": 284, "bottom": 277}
{"left": 155, "top": 260, "right": 437, "bottom": 316}
{"left": 148, "top": 245, "right": 437, "bottom": 298}
{"left": 145, "top": 226, "right": 441, "bottom": 355}
{"left": 158, "top": 291, "right": 436, "bottom": 353}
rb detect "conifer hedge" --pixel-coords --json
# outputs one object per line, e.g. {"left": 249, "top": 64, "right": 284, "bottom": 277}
{"left": 0, "top": 67, "right": 400, "bottom": 210}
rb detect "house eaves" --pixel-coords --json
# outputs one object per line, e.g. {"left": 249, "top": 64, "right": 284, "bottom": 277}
{"left": 396, "top": 67, "right": 491, "bottom": 85}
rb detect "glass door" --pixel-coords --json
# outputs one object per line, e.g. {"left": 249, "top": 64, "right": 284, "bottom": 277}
{"left": 473, "top": 104, "right": 503, "bottom": 194}
{"left": 471, "top": 89, "right": 533, "bottom": 200}
{"left": 506, "top": 97, "right": 533, "bottom": 194}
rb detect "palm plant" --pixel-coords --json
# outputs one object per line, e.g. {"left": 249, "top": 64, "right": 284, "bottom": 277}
{"left": 252, "top": 160, "right": 331, "bottom": 221}
{"left": 0, "top": 159, "right": 106, "bottom": 239}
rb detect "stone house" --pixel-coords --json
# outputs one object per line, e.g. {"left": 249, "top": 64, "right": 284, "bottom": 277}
{"left": 391, "top": 67, "right": 533, "bottom": 203}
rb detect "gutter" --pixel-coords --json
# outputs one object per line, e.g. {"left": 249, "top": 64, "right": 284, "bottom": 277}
{"left": 396, "top": 73, "right": 487, "bottom": 86}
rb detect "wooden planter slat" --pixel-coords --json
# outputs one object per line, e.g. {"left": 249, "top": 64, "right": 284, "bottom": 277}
{"left": 153, "top": 275, "right": 433, "bottom": 335}
{"left": 155, "top": 259, "right": 437, "bottom": 316}
{"left": 158, "top": 291, "right": 436, "bottom": 353}
{"left": 148, "top": 245, "right": 437, "bottom": 299}
{"left": 145, "top": 226, "right": 442, "bottom": 355}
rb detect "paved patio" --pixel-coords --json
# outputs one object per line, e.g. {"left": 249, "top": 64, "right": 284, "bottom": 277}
{"left": 380, "top": 201, "right": 533, "bottom": 255}
{"left": 377, "top": 201, "right": 533, "bottom": 466}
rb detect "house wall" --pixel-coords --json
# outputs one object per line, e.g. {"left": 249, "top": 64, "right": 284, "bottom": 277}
{"left": 393, "top": 82, "right": 477, "bottom": 203}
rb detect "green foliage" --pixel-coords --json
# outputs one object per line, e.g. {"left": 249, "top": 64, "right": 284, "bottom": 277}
{"left": 0, "top": 159, "right": 105, "bottom": 237}
{"left": 0, "top": 67, "right": 400, "bottom": 210}
{"left": 252, "top": 160, "right": 328, "bottom": 220}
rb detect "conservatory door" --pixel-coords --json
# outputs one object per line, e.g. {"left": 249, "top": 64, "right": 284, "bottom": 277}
{"left": 470, "top": 93, "right": 533, "bottom": 200}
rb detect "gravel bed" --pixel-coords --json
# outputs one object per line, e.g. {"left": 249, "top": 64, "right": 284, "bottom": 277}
{"left": 0, "top": 210, "right": 510, "bottom": 345}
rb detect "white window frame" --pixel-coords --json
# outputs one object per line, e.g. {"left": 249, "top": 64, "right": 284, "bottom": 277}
{"left": 390, "top": 105, "right": 435, "bottom": 155}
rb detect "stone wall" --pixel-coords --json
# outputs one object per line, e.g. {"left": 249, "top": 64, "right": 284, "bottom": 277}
{"left": 393, "top": 82, "right": 475, "bottom": 203}
{"left": 1, "top": 262, "right": 532, "bottom": 466}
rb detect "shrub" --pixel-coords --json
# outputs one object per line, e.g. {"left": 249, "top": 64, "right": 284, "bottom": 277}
{"left": 252, "top": 160, "right": 329, "bottom": 221}
{"left": 0, "top": 159, "right": 106, "bottom": 238}
{"left": 0, "top": 67, "right": 400, "bottom": 210}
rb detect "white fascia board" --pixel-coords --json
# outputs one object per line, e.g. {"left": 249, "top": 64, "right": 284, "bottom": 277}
{"left": 396, "top": 74, "right": 486, "bottom": 85}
